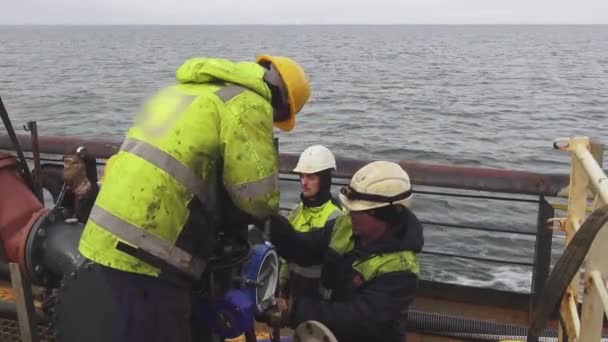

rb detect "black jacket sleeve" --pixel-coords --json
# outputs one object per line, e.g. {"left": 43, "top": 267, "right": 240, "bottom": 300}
{"left": 269, "top": 214, "right": 333, "bottom": 266}
{"left": 290, "top": 271, "right": 418, "bottom": 340}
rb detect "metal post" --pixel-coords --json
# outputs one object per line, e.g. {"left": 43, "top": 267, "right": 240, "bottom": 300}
{"left": 572, "top": 142, "right": 608, "bottom": 205}
{"left": 590, "top": 141, "right": 605, "bottom": 211}
{"left": 269, "top": 310, "right": 282, "bottom": 342}
{"left": 579, "top": 142, "right": 608, "bottom": 342}
{"left": 9, "top": 263, "right": 40, "bottom": 342}
{"left": 24, "top": 121, "right": 43, "bottom": 202}
{"left": 530, "top": 195, "right": 554, "bottom": 324}
{"left": 0, "top": 97, "right": 36, "bottom": 193}
{"left": 269, "top": 136, "right": 280, "bottom": 342}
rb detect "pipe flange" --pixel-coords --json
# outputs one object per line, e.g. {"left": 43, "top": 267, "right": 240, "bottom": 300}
{"left": 24, "top": 211, "right": 53, "bottom": 286}
{"left": 25, "top": 212, "right": 83, "bottom": 287}
{"left": 293, "top": 321, "right": 338, "bottom": 342}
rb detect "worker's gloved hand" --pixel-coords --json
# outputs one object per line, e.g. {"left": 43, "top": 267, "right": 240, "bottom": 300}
{"left": 268, "top": 214, "right": 293, "bottom": 237}
{"left": 226, "top": 208, "right": 265, "bottom": 229}
{"left": 274, "top": 297, "right": 292, "bottom": 327}
{"left": 275, "top": 297, "right": 288, "bottom": 311}
{"left": 73, "top": 179, "right": 93, "bottom": 199}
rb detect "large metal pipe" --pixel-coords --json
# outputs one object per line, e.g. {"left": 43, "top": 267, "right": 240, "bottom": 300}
{"left": 0, "top": 151, "right": 84, "bottom": 287}
{"left": 0, "top": 152, "right": 47, "bottom": 269}
{"left": 24, "top": 215, "right": 86, "bottom": 287}
{"left": 0, "top": 133, "right": 575, "bottom": 197}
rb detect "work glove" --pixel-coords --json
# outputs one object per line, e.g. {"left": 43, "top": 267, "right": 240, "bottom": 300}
{"left": 273, "top": 297, "right": 294, "bottom": 327}
{"left": 268, "top": 214, "right": 293, "bottom": 237}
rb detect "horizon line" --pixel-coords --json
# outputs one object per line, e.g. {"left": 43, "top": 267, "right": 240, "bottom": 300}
{"left": 1, "top": 23, "right": 607, "bottom": 26}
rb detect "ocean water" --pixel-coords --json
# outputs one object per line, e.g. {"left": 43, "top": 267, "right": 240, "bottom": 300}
{"left": 1, "top": 25, "right": 607, "bottom": 292}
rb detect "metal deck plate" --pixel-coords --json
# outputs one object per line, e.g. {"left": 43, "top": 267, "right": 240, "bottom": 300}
{"left": 0, "top": 317, "right": 54, "bottom": 342}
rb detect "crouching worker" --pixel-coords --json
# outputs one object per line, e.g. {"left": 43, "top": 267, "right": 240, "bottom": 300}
{"left": 75, "top": 55, "right": 311, "bottom": 342}
{"left": 269, "top": 161, "right": 424, "bottom": 342}
{"left": 279, "top": 145, "right": 344, "bottom": 299}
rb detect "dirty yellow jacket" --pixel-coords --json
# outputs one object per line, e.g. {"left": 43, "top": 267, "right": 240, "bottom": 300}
{"left": 79, "top": 58, "right": 279, "bottom": 277}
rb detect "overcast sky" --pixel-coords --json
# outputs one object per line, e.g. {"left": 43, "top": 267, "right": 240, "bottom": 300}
{"left": 1, "top": 0, "right": 606, "bottom": 25}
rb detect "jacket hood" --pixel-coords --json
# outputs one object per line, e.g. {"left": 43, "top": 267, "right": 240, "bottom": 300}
{"left": 175, "top": 58, "right": 271, "bottom": 101}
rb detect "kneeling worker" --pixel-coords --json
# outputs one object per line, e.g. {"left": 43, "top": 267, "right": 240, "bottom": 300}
{"left": 269, "top": 161, "right": 424, "bottom": 342}
{"left": 279, "top": 145, "right": 344, "bottom": 299}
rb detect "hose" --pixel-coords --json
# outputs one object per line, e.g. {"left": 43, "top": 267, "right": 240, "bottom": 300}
{"left": 408, "top": 309, "right": 608, "bottom": 341}
{"left": 443, "top": 333, "right": 608, "bottom": 342}
{"left": 407, "top": 310, "right": 556, "bottom": 340}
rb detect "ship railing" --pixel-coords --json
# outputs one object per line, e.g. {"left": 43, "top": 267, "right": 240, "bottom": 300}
{"left": 1, "top": 132, "right": 606, "bottom": 323}
{"left": 549, "top": 137, "right": 608, "bottom": 342}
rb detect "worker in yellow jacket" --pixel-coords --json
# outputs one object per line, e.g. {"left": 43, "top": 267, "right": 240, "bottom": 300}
{"left": 77, "top": 55, "right": 311, "bottom": 342}
{"left": 279, "top": 145, "right": 344, "bottom": 299}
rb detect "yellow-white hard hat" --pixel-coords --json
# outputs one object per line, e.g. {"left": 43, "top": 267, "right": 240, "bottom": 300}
{"left": 293, "top": 145, "right": 336, "bottom": 174}
{"left": 339, "top": 161, "right": 413, "bottom": 211}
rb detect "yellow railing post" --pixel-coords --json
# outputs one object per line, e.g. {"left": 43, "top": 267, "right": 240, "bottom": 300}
{"left": 554, "top": 137, "right": 608, "bottom": 342}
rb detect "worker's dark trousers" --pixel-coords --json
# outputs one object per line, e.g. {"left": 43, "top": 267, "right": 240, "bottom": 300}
{"left": 100, "top": 265, "right": 193, "bottom": 342}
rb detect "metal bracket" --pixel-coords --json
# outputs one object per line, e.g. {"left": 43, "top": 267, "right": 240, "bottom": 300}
{"left": 547, "top": 217, "right": 567, "bottom": 232}
{"left": 293, "top": 321, "right": 338, "bottom": 342}
{"left": 23, "top": 121, "right": 44, "bottom": 202}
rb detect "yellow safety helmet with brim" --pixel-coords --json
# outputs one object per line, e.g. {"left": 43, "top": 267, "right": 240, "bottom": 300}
{"left": 339, "top": 161, "right": 413, "bottom": 211}
{"left": 256, "top": 55, "right": 311, "bottom": 132}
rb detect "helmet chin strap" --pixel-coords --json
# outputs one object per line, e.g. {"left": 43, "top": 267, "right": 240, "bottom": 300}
{"left": 263, "top": 65, "right": 289, "bottom": 104}
{"left": 264, "top": 68, "right": 289, "bottom": 122}
{"left": 263, "top": 64, "right": 281, "bottom": 86}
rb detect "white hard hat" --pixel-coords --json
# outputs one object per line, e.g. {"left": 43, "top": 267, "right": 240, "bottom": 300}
{"left": 339, "top": 161, "right": 413, "bottom": 211}
{"left": 292, "top": 145, "right": 337, "bottom": 174}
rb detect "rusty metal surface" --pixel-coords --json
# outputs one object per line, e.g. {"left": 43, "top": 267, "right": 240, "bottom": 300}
{"left": 0, "top": 153, "right": 47, "bottom": 270}
{"left": 0, "top": 153, "right": 19, "bottom": 170}
{"left": 0, "top": 133, "right": 572, "bottom": 196}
